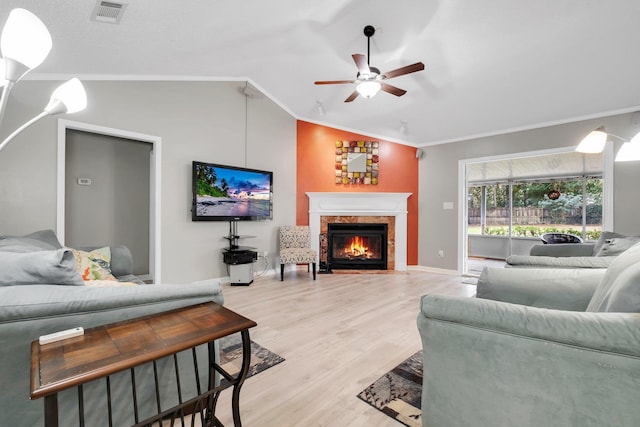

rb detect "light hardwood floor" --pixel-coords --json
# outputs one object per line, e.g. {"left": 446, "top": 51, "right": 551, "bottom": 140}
{"left": 212, "top": 267, "right": 476, "bottom": 427}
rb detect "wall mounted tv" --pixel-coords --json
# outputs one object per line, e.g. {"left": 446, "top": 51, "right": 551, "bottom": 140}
{"left": 192, "top": 161, "right": 273, "bottom": 221}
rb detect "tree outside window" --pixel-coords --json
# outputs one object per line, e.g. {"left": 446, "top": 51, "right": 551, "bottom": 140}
{"left": 468, "top": 177, "right": 602, "bottom": 240}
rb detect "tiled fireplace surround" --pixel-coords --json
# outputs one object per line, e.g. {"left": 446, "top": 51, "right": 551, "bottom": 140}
{"left": 306, "top": 192, "right": 411, "bottom": 271}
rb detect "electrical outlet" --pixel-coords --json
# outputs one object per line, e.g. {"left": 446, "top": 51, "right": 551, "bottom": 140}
{"left": 438, "top": 250, "right": 444, "bottom": 257}
{"left": 262, "top": 251, "right": 268, "bottom": 257}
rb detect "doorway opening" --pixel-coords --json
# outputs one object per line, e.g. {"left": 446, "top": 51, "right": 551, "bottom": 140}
{"left": 56, "top": 119, "right": 162, "bottom": 283}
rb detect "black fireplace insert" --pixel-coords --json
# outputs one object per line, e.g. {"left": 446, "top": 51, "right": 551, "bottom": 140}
{"left": 327, "top": 223, "right": 388, "bottom": 270}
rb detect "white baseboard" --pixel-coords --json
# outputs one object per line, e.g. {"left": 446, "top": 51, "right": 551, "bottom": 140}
{"left": 408, "top": 265, "right": 460, "bottom": 276}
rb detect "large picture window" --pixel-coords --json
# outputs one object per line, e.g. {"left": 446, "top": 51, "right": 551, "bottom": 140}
{"left": 468, "top": 177, "right": 603, "bottom": 240}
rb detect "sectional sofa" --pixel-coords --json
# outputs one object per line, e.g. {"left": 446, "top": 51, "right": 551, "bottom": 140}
{"left": 0, "top": 230, "right": 224, "bottom": 426}
{"left": 505, "top": 231, "right": 640, "bottom": 268}
{"left": 418, "top": 239, "right": 640, "bottom": 426}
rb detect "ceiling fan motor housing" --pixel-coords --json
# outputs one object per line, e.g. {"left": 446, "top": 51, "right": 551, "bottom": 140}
{"left": 364, "top": 25, "right": 375, "bottom": 37}
{"left": 358, "top": 66, "right": 380, "bottom": 80}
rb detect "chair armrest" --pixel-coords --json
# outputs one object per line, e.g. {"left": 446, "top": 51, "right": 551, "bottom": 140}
{"left": 530, "top": 243, "right": 595, "bottom": 256}
{"left": 419, "top": 294, "right": 640, "bottom": 356}
{"left": 477, "top": 267, "right": 604, "bottom": 310}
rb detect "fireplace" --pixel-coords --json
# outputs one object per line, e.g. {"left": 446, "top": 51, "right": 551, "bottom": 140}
{"left": 327, "top": 223, "right": 388, "bottom": 270}
{"left": 307, "top": 192, "right": 411, "bottom": 271}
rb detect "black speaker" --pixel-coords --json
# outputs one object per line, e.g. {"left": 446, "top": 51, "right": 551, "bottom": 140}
{"left": 223, "top": 250, "right": 257, "bottom": 265}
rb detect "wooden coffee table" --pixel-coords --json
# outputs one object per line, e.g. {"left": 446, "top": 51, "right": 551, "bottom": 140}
{"left": 30, "top": 302, "right": 257, "bottom": 427}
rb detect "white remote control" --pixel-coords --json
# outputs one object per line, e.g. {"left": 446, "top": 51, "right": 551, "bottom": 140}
{"left": 39, "top": 327, "right": 84, "bottom": 345}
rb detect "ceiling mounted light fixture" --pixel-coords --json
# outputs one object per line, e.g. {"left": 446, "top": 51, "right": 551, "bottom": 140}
{"left": 575, "top": 125, "right": 640, "bottom": 162}
{"left": 356, "top": 81, "right": 381, "bottom": 98}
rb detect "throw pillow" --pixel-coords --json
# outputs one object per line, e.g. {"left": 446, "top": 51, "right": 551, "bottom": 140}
{"left": 70, "top": 247, "right": 117, "bottom": 281}
{"left": 599, "top": 261, "right": 640, "bottom": 312}
{"left": 0, "top": 248, "right": 84, "bottom": 286}
{"left": 592, "top": 231, "right": 626, "bottom": 256}
{"left": 595, "top": 236, "right": 640, "bottom": 257}
{"left": 587, "top": 241, "right": 640, "bottom": 312}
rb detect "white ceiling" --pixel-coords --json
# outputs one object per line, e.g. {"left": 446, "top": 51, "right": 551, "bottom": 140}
{"left": 3, "top": 0, "right": 640, "bottom": 147}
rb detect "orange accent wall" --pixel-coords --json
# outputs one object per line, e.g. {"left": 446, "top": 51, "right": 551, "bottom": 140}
{"left": 296, "top": 120, "right": 419, "bottom": 265}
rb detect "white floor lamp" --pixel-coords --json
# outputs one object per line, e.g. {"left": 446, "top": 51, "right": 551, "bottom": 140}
{"left": 0, "top": 8, "right": 87, "bottom": 152}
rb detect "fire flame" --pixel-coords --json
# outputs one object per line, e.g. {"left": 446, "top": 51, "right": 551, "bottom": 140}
{"left": 348, "top": 236, "right": 369, "bottom": 257}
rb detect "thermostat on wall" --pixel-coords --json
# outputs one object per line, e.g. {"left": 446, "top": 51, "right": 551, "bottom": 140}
{"left": 77, "top": 177, "right": 92, "bottom": 186}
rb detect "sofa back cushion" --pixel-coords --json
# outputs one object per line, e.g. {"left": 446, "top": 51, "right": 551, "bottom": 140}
{"left": 0, "top": 229, "right": 62, "bottom": 252}
{"left": 586, "top": 241, "right": 640, "bottom": 312}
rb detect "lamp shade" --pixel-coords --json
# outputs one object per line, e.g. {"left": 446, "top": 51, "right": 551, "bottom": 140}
{"left": 615, "top": 132, "right": 640, "bottom": 162}
{"left": 356, "top": 81, "right": 381, "bottom": 98}
{"left": 1, "top": 8, "right": 52, "bottom": 70}
{"left": 575, "top": 126, "right": 608, "bottom": 153}
{"left": 44, "top": 78, "right": 87, "bottom": 115}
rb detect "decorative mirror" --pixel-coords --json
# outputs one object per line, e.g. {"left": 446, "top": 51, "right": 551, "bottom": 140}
{"left": 347, "top": 152, "right": 367, "bottom": 172}
{"left": 334, "top": 140, "right": 379, "bottom": 185}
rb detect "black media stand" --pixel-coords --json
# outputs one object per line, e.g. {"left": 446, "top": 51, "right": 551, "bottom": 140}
{"left": 223, "top": 221, "right": 257, "bottom": 286}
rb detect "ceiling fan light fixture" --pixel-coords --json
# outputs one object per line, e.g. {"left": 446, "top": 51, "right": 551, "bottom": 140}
{"left": 356, "top": 81, "right": 381, "bottom": 98}
{"left": 576, "top": 126, "right": 608, "bottom": 153}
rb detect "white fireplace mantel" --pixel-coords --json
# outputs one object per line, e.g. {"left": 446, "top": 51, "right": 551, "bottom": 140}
{"left": 306, "top": 192, "right": 411, "bottom": 271}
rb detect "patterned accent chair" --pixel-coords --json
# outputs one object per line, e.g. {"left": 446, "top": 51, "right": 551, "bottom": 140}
{"left": 279, "top": 226, "right": 317, "bottom": 281}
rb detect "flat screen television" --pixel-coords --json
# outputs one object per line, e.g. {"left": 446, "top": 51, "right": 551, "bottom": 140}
{"left": 192, "top": 161, "right": 273, "bottom": 221}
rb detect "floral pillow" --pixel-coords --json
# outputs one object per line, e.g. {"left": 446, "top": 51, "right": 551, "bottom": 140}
{"left": 70, "top": 247, "right": 117, "bottom": 282}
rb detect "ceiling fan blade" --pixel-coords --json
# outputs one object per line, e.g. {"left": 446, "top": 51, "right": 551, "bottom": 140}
{"left": 344, "top": 90, "right": 359, "bottom": 103}
{"left": 314, "top": 80, "right": 355, "bottom": 85}
{"left": 380, "top": 83, "right": 407, "bottom": 97}
{"left": 382, "top": 62, "right": 425, "bottom": 79}
{"left": 352, "top": 54, "right": 370, "bottom": 75}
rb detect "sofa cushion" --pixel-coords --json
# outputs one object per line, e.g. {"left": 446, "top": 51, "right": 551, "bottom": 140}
{"left": 506, "top": 255, "right": 614, "bottom": 268}
{"left": 0, "top": 229, "right": 62, "bottom": 252}
{"left": 594, "top": 236, "right": 640, "bottom": 257}
{"left": 0, "top": 248, "right": 84, "bottom": 286}
{"left": 587, "top": 241, "right": 640, "bottom": 312}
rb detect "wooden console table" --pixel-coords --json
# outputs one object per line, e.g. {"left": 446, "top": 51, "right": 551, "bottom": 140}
{"left": 30, "top": 302, "right": 257, "bottom": 427}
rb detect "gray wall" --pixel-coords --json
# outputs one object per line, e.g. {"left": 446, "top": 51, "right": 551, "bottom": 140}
{"left": 419, "top": 112, "right": 640, "bottom": 270}
{"left": 0, "top": 80, "right": 296, "bottom": 282}
{"left": 65, "top": 130, "right": 151, "bottom": 276}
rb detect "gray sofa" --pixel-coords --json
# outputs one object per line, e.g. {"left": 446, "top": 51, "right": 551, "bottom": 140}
{"left": 505, "top": 231, "right": 640, "bottom": 268}
{"left": 0, "top": 230, "right": 224, "bottom": 427}
{"left": 418, "top": 241, "right": 640, "bottom": 427}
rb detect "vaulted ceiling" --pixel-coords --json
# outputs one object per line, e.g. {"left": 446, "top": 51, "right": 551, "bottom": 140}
{"left": 3, "top": 0, "right": 640, "bottom": 146}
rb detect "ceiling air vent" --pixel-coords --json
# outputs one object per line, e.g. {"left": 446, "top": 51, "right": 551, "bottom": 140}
{"left": 91, "top": 1, "right": 127, "bottom": 24}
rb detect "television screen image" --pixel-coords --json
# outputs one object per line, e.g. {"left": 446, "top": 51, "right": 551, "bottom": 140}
{"left": 192, "top": 161, "right": 273, "bottom": 221}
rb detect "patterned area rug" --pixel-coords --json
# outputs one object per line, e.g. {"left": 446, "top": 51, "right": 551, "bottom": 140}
{"left": 357, "top": 351, "right": 423, "bottom": 427}
{"left": 218, "top": 334, "right": 285, "bottom": 382}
